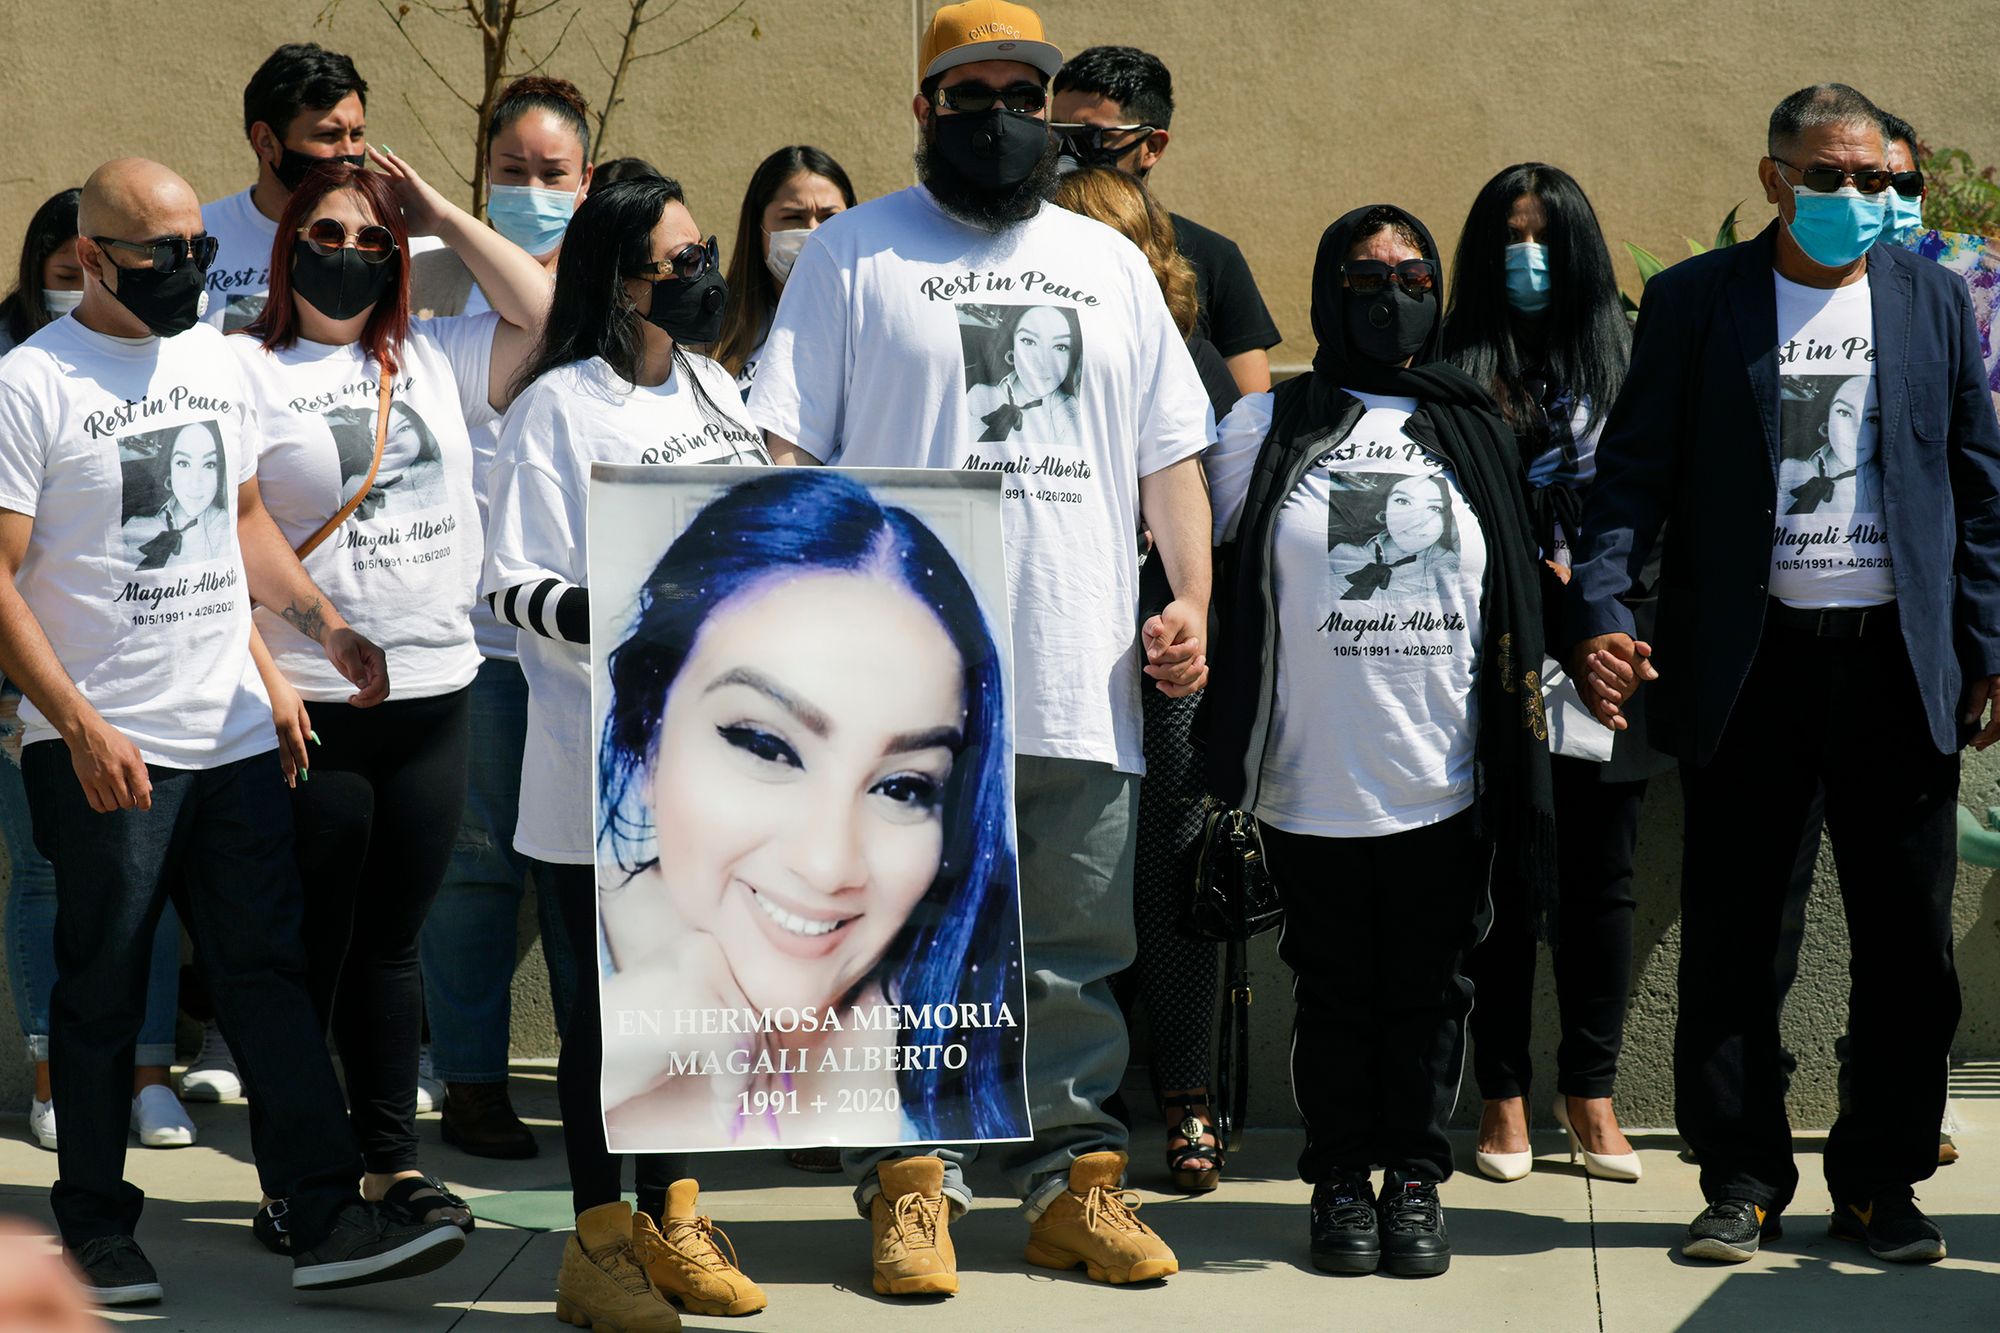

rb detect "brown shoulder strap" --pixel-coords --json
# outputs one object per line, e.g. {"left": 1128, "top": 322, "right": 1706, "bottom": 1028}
{"left": 294, "top": 371, "right": 393, "bottom": 560}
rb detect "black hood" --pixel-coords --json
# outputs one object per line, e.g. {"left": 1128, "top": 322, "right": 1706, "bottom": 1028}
{"left": 1309, "top": 202, "right": 1472, "bottom": 402}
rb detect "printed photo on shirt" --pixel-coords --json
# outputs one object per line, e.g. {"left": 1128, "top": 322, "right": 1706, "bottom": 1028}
{"left": 1778, "top": 373, "right": 1882, "bottom": 516}
{"left": 587, "top": 464, "right": 1028, "bottom": 1154}
{"left": 957, "top": 302, "right": 1083, "bottom": 448}
{"left": 1325, "top": 470, "right": 1462, "bottom": 602}
{"left": 117, "top": 419, "right": 233, "bottom": 571}
{"left": 322, "top": 399, "right": 447, "bottom": 520}
{"left": 221, "top": 293, "right": 266, "bottom": 333}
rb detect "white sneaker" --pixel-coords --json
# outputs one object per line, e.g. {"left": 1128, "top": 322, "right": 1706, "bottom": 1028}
{"left": 180, "top": 1020, "right": 242, "bottom": 1102}
{"left": 131, "top": 1084, "right": 196, "bottom": 1148}
{"left": 28, "top": 1098, "right": 56, "bottom": 1151}
{"left": 416, "top": 1045, "right": 442, "bottom": 1116}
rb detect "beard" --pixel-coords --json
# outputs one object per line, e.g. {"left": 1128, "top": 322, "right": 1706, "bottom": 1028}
{"left": 917, "top": 123, "right": 1062, "bottom": 231}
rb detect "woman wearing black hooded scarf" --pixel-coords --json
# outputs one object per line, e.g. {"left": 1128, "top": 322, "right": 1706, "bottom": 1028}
{"left": 1201, "top": 204, "right": 1556, "bottom": 1279}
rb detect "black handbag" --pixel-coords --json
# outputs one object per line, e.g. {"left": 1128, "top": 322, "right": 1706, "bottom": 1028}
{"left": 1187, "top": 798, "right": 1283, "bottom": 1151}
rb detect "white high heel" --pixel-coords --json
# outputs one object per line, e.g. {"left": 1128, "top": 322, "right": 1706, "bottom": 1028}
{"left": 1474, "top": 1147, "right": 1533, "bottom": 1182}
{"left": 1554, "top": 1098, "right": 1641, "bottom": 1182}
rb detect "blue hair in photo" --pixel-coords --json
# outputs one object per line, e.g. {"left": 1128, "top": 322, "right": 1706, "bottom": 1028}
{"left": 598, "top": 469, "right": 1023, "bottom": 1142}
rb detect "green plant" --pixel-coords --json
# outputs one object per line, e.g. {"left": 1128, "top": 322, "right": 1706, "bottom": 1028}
{"left": 1918, "top": 142, "right": 2000, "bottom": 239}
{"left": 1620, "top": 203, "right": 1744, "bottom": 315}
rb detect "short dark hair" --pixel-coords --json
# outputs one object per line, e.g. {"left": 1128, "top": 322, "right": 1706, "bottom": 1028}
{"left": 1349, "top": 205, "right": 1425, "bottom": 257}
{"left": 1879, "top": 110, "right": 1919, "bottom": 157}
{"left": 1767, "top": 83, "right": 1883, "bottom": 157}
{"left": 242, "top": 43, "right": 367, "bottom": 143}
{"left": 1053, "top": 46, "right": 1174, "bottom": 129}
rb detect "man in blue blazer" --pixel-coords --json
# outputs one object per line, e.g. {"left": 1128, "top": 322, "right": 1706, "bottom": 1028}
{"left": 1566, "top": 83, "right": 2000, "bottom": 1267}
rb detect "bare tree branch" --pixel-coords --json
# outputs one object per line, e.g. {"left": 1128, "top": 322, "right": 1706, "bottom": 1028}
{"left": 403, "top": 93, "right": 475, "bottom": 188}
{"left": 463, "top": 0, "right": 496, "bottom": 40}
{"left": 629, "top": 0, "right": 746, "bottom": 65}
{"left": 591, "top": 0, "right": 651, "bottom": 164}
{"left": 635, "top": 0, "right": 684, "bottom": 26}
{"left": 370, "top": 0, "right": 479, "bottom": 110}
{"left": 513, "top": 0, "right": 569, "bottom": 18}
{"left": 513, "top": 5, "right": 581, "bottom": 76}
{"left": 577, "top": 24, "right": 616, "bottom": 80}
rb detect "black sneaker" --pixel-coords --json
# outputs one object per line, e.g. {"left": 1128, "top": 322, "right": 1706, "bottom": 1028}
{"left": 253, "top": 1198, "right": 292, "bottom": 1255}
{"left": 1829, "top": 1193, "right": 1947, "bottom": 1263}
{"left": 1377, "top": 1173, "right": 1450, "bottom": 1277}
{"left": 291, "top": 1199, "right": 465, "bottom": 1291}
{"left": 1309, "top": 1171, "right": 1379, "bottom": 1274}
{"left": 1682, "top": 1198, "right": 1781, "bottom": 1262}
{"left": 71, "top": 1234, "right": 164, "bottom": 1306}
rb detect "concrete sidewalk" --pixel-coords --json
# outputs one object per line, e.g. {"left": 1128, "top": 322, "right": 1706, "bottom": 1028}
{"left": 2, "top": 1063, "right": 1997, "bottom": 1331}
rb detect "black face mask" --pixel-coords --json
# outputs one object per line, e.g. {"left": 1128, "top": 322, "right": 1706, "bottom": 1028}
{"left": 100, "top": 256, "right": 206, "bottom": 338}
{"left": 1344, "top": 286, "right": 1436, "bottom": 367}
{"left": 932, "top": 109, "right": 1051, "bottom": 193}
{"left": 273, "top": 147, "right": 366, "bottom": 193}
{"left": 641, "top": 268, "right": 728, "bottom": 345}
{"left": 291, "top": 241, "right": 395, "bottom": 322}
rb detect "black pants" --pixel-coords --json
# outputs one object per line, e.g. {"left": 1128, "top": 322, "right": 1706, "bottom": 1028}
{"left": 1466, "top": 757, "right": 1642, "bottom": 1101}
{"left": 1263, "top": 811, "right": 1492, "bottom": 1184}
{"left": 290, "top": 687, "right": 471, "bottom": 1174}
{"left": 1117, "top": 685, "right": 1217, "bottom": 1097}
{"left": 542, "top": 861, "right": 686, "bottom": 1219}
{"left": 1677, "top": 625, "right": 1960, "bottom": 1213}
{"left": 24, "top": 745, "right": 360, "bottom": 1248}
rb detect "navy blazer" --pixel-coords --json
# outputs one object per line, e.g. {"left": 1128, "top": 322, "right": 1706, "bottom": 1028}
{"left": 1567, "top": 222, "right": 2000, "bottom": 764}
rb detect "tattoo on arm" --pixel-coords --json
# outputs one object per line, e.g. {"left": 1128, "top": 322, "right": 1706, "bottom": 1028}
{"left": 282, "top": 596, "right": 328, "bottom": 644}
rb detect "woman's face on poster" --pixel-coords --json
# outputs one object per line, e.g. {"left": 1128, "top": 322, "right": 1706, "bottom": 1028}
{"left": 1384, "top": 474, "right": 1445, "bottom": 553}
{"left": 646, "top": 570, "right": 966, "bottom": 1014}
{"left": 1826, "top": 374, "right": 1878, "bottom": 469}
{"left": 168, "top": 424, "right": 219, "bottom": 517}
{"left": 1010, "top": 306, "right": 1074, "bottom": 401}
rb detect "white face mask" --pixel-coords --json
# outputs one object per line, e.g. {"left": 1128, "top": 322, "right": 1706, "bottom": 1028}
{"left": 42, "top": 288, "right": 83, "bottom": 317}
{"left": 764, "top": 228, "right": 812, "bottom": 286}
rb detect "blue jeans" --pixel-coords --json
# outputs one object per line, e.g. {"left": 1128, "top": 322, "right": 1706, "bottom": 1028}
{"left": 2, "top": 690, "right": 179, "bottom": 1067}
{"left": 845, "top": 756, "right": 1138, "bottom": 1219}
{"left": 420, "top": 657, "right": 576, "bottom": 1083}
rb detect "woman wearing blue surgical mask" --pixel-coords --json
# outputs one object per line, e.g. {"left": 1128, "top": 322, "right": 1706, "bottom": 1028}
{"left": 1442, "top": 163, "right": 1655, "bottom": 1187}
{"left": 716, "top": 146, "right": 856, "bottom": 396}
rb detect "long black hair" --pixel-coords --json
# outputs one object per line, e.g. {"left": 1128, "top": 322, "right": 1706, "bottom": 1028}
{"left": 1442, "top": 163, "right": 1628, "bottom": 433}
{"left": 2, "top": 188, "right": 82, "bottom": 347}
{"left": 512, "top": 176, "right": 737, "bottom": 429}
{"left": 598, "top": 469, "right": 1024, "bottom": 1142}
{"left": 716, "top": 146, "right": 856, "bottom": 379}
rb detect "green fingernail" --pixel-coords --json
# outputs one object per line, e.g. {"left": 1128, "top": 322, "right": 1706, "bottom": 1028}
{"left": 301, "top": 768, "right": 310, "bottom": 782}
{"left": 310, "top": 730, "right": 322, "bottom": 745}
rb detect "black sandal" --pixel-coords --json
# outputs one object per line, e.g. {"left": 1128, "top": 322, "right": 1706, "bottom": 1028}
{"left": 380, "top": 1173, "right": 475, "bottom": 1233}
{"left": 1165, "top": 1098, "right": 1224, "bottom": 1194}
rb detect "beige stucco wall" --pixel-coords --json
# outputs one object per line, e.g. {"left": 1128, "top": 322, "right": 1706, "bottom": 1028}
{"left": 1, "top": 0, "right": 1997, "bottom": 1125}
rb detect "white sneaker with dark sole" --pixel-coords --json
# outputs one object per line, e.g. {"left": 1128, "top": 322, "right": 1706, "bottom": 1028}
{"left": 292, "top": 1205, "right": 465, "bottom": 1291}
{"left": 28, "top": 1097, "right": 56, "bottom": 1151}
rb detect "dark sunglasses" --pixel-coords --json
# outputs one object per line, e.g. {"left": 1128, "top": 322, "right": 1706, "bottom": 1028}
{"left": 296, "top": 217, "right": 399, "bottom": 264}
{"left": 1342, "top": 259, "right": 1439, "bottom": 296}
{"left": 631, "top": 236, "right": 719, "bottom": 283}
{"left": 1051, "top": 122, "right": 1157, "bottom": 154}
{"left": 93, "top": 233, "right": 219, "bottom": 276}
{"left": 1771, "top": 157, "right": 1896, "bottom": 195}
{"left": 1890, "top": 169, "right": 1925, "bottom": 199}
{"left": 932, "top": 81, "right": 1048, "bottom": 115}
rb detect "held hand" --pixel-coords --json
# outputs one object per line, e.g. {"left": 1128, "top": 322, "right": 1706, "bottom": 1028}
{"left": 1964, "top": 675, "right": 2000, "bottom": 750}
{"left": 1569, "top": 633, "right": 1659, "bottom": 731}
{"left": 326, "top": 627, "right": 390, "bottom": 707}
{"left": 1142, "top": 598, "right": 1208, "bottom": 697}
{"left": 1545, "top": 560, "right": 1572, "bottom": 585}
{"left": 267, "top": 673, "right": 313, "bottom": 788}
{"left": 366, "top": 145, "right": 449, "bottom": 238}
{"left": 67, "top": 714, "right": 151, "bottom": 813}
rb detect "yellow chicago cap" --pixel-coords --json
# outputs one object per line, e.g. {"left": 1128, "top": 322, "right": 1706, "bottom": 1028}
{"left": 920, "top": 0, "right": 1063, "bottom": 82}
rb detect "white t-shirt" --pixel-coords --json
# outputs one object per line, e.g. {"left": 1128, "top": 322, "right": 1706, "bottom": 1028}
{"left": 1209, "top": 390, "right": 1488, "bottom": 837}
{"left": 484, "top": 352, "right": 768, "bottom": 863}
{"left": 1769, "top": 272, "right": 1892, "bottom": 607}
{"left": 201, "top": 188, "right": 446, "bottom": 333}
{"left": 229, "top": 314, "right": 498, "bottom": 701}
{"left": 0, "top": 317, "right": 272, "bottom": 768}
{"left": 748, "top": 186, "right": 1212, "bottom": 774}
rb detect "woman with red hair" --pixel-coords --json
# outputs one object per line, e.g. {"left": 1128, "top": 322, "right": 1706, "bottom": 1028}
{"left": 229, "top": 148, "right": 548, "bottom": 1246}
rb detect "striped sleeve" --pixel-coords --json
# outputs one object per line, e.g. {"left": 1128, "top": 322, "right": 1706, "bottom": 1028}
{"left": 488, "top": 579, "right": 590, "bottom": 645}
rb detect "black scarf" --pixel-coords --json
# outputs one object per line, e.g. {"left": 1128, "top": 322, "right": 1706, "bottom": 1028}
{"left": 1285, "top": 204, "right": 1558, "bottom": 930}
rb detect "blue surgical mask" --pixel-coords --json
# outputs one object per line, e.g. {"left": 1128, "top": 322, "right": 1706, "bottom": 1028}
{"left": 486, "top": 183, "right": 578, "bottom": 257}
{"left": 1887, "top": 192, "right": 1925, "bottom": 248}
{"left": 1782, "top": 184, "right": 1887, "bottom": 269}
{"left": 1504, "top": 242, "right": 1552, "bottom": 315}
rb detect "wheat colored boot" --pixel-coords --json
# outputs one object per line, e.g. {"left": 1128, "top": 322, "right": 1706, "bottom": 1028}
{"left": 1024, "top": 1151, "right": 1179, "bottom": 1284}
{"left": 636, "top": 1181, "right": 767, "bottom": 1316}
{"left": 556, "top": 1201, "right": 681, "bottom": 1331}
{"left": 868, "top": 1156, "right": 958, "bottom": 1297}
